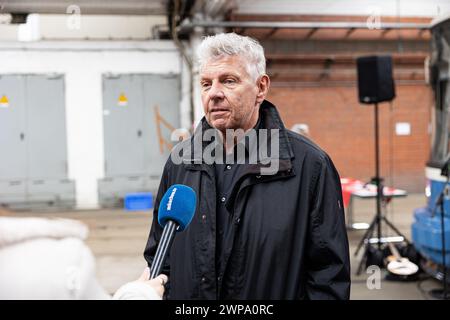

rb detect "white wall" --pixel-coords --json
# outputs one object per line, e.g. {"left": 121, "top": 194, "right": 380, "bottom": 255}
{"left": 0, "top": 41, "right": 188, "bottom": 209}
{"left": 0, "top": 24, "right": 18, "bottom": 41}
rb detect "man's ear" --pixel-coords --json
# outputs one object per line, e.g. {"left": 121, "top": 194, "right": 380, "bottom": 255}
{"left": 255, "top": 75, "right": 270, "bottom": 104}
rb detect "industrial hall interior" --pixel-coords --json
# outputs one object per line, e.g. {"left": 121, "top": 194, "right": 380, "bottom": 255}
{"left": 1, "top": 0, "right": 450, "bottom": 301}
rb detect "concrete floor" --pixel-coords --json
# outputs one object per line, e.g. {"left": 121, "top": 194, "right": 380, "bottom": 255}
{"left": 5, "top": 193, "right": 446, "bottom": 299}
{"left": 347, "top": 193, "right": 442, "bottom": 300}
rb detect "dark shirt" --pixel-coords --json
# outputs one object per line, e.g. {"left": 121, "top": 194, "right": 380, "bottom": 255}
{"left": 214, "top": 115, "right": 262, "bottom": 283}
{"left": 214, "top": 161, "right": 241, "bottom": 275}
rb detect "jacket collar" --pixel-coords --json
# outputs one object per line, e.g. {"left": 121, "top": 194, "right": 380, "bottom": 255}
{"left": 257, "top": 99, "right": 294, "bottom": 160}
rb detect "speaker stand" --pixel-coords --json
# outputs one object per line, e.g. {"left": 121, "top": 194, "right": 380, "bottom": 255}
{"left": 354, "top": 102, "right": 410, "bottom": 275}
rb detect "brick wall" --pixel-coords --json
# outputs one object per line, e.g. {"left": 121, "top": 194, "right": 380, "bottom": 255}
{"left": 267, "top": 83, "right": 432, "bottom": 192}
{"left": 230, "top": 14, "right": 434, "bottom": 193}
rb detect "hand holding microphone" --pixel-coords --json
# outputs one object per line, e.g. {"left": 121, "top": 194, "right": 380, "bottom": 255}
{"left": 138, "top": 267, "right": 168, "bottom": 297}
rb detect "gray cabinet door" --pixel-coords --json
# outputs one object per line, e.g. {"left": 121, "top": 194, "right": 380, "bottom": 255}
{"left": 0, "top": 75, "right": 27, "bottom": 199}
{"left": 99, "top": 73, "right": 181, "bottom": 206}
{"left": 0, "top": 74, "right": 75, "bottom": 208}
{"left": 142, "top": 73, "right": 180, "bottom": 177}
{"left": 0, "top": 75, "right": 27, "bottom": 180}
{"left": 103, "top": 74, "right": 145, "bottom": 177}
{"left": 26, "top": 74, "right": 68, "bottom": 179}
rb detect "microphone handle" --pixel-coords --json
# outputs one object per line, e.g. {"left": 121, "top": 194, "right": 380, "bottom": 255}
{"left": 149, "top": 220, "right": 178, "bottom": 279}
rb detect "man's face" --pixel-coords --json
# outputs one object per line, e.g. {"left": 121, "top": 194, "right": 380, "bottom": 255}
{"left": 200, "top": 55, "right": 268, "bottom": 133}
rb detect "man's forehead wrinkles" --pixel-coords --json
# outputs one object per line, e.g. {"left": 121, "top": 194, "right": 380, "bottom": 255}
{"left": 201, "top": 58, "right": 244, "bottom": 75}
{"left": 200, "top": 69, "right": 241, "bottom": 81}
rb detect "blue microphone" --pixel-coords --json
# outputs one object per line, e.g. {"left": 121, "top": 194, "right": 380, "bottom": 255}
{"left": 149, "top": 184, "right": 197, "bottom": 279}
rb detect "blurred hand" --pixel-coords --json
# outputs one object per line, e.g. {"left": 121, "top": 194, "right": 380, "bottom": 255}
{"left": 137, "top": 267, "right": 168, "bottom": 298}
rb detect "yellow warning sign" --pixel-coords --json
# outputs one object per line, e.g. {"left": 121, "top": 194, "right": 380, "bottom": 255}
{"left": 117, "top": 93, "right": 128, "bottom": 107}
{"left": 0, "top": 95, "right": 9, "bottom": 108}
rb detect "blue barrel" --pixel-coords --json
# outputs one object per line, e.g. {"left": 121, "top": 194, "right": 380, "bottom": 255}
{"left": 412, "top": 207, "right": 450, "bottom": 265}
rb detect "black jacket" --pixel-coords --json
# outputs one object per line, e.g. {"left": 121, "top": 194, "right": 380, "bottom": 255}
{"left": 144, "top": 100, "right": 350, "bottom": 300}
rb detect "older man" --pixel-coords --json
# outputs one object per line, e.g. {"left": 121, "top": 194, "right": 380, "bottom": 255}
{"left": 144, "top": 33, "right": 350, "bottom": 299}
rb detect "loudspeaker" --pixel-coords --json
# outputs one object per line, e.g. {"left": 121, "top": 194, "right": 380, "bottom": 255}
{"left": 357, "top": 55, "right": 396, "bottom": 104}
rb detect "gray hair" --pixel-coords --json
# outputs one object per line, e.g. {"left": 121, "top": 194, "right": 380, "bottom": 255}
{"left": 196, "top": 33, "right": 266, "bottom": 81}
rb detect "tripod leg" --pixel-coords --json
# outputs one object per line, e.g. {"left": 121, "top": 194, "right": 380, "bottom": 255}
{"left": 382, "top": 216, "right": 411, "bottom": 244}
{"left": 356, "top": 242, "right": 369, "bottom": 275}
{"left": 354, "top": 215, "right": 377, "bottom": 256}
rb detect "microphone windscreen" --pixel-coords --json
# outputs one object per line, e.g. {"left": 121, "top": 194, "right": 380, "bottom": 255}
{"left": 158, "top": 184, "right": 197, "bottom": 231}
